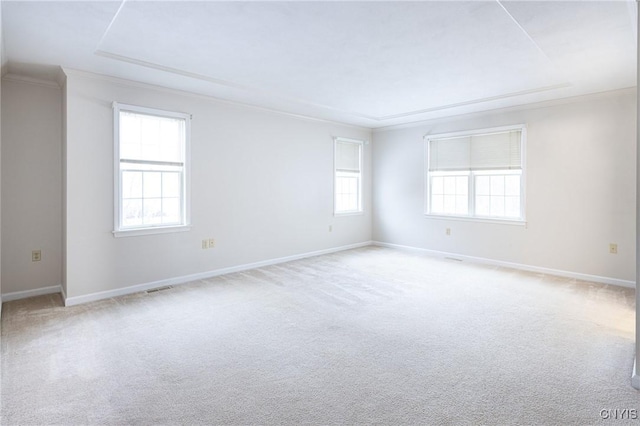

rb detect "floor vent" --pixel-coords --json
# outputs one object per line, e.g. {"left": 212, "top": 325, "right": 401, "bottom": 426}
{"left": 146, "top": 286, "right": 173, "bottom": 294}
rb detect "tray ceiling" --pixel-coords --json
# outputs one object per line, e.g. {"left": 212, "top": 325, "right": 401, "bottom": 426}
{"left": 2, "top": 1, "right": 637, "bottom": 128}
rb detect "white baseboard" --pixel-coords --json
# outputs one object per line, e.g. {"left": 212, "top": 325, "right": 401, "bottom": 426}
{"left": 9, "top": 239, "right": 631, "bottom": 307}
{"left": 1, "top": 284, "right": 63, "bottom": 302}
{"left": 632, "top": 359, "right": 640, "bottom": 390}
{"left": 373, "top": 241, "right": 636, "bottom": 289}
{"left": 64, "top": 241, "right": 373, "bottom": 306}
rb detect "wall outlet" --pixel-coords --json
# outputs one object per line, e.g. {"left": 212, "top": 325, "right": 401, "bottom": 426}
{"left": 208, "top": 238, "right": 215, "bottom": 249}
{"left": 446, "top": 228, "right": 451, "bottom": 236}
{"left": 609, "top": 243, "right": 618, "bottom": 254}
{"left": 202, "top": 240, "right": 208, "bottom": 250}
{"left": 32, "top": 250, "right": 41, "bottom": 262}
{"left": 329, "top": 225, "right": 333, "bottom": 232}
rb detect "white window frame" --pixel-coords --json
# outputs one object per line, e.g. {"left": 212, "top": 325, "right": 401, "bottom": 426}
{"left": 334, "top": 137, "right": 364, "bottom": 216}
{"left": 113, "top": 102, "right": 192, "bottom": 237}
{"left": 424, "top": 124, "right": 526, "bottom": 225}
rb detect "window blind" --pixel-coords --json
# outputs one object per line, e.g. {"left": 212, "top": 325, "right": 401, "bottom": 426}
{"left": 336, "top": 140, "right": 361, "bottom": 172}
{"left": 429, "top": 130, "right": 522, "bottom": 171}
{"left": 120, "top": 111, "right": 185, "bottom": 165}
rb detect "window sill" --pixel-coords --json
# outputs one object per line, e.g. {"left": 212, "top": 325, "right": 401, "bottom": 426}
{"left": 113, "top": 225, "right": 192, "bottom": 238}
{"left": 334, "top": 211, "right": 364, "bottom": 217}
{"left": 424, "top": 214, "right": 527, "bottom": 226}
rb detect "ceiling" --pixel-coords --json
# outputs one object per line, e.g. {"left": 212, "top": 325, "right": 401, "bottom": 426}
{"left": 2, "top": 1, "right": 637, "bottom": 128}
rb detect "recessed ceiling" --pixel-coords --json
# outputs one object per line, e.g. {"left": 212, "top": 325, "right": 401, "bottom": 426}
{"left": 2, "top": 1, "right": 637, "bottom": 128}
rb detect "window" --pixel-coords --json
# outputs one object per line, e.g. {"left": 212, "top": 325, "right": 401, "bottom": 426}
{"left": 334, "top": 137, "right": 363, "bottom": 214}
{"left": 425, "top": 125, "right": 525, "bottom": 221}
{"left": 113, "top": 103, "right": 191, "bottom": 236}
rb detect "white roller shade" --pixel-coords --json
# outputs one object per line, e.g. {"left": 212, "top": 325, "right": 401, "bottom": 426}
{"left": 336, "top": 140, "right": 361, "bottom": 172}
{"left": 429, "top": 129, "right": 522, "bottom": 171}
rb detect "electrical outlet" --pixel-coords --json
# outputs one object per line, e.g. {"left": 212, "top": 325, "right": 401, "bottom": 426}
{"left": 202, "top": 240, "right": 208, "bottom": 250}
{"left": 609, "top": 243, "right": 618, "bottom": 254}
{"left": 446, "top": 228, "right": 451, "bottom": 236}
{"left": 32, "top": 250, "right": 41, "bottom": 262}
{"left": 208, "top": 238, "right": 215, "bottom": 249}
{"left": 329, "top": 225, "right": 333, "bottom": 232}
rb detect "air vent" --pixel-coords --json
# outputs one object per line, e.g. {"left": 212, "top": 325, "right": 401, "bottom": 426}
{"left": 146, "top": 286, "right": 173, "bottom": 294}
{"left": 444, "top": 257, "right": 463, "bottom": 262}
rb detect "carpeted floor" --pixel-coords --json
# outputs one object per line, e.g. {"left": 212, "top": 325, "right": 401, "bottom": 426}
{"left": 1, "top": 246, "right": 637, "bottom": 425}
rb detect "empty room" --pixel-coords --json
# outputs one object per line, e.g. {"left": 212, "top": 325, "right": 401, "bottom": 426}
{"left": 1, "top": 0, "right": 639, "bottom": 424}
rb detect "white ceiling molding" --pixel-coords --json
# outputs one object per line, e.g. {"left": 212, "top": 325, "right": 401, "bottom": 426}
{"left": 2, "top": 73, "right": 62, "bottom": 90}
{"left": 374, "top": 82, "right": 572, "bottom": 121}
{"left": 373, "top": 86, "right": 637, "bottom": 133}
{"left": 61, "top": 67, "right": 371, "bottom": 131}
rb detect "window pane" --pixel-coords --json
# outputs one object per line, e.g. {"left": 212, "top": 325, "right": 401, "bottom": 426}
{"left": 143, "top": 172, "right": 162, "bottom": 199}
{"left": 122, "top": 171, "right": 142, "bottom": 199}
{"left": 456, "top": 176, "right": 468, "bottom": 195}
{"left": 432, "top": 177, "right": 444, "bottom": 195}
{"left": 336, "top": 174, "right": 359, "bottom": 212}
{"left": 490, "top": 175, "right": 504, "bottom": 196}
{"left": 347, "top": 178, "right": 357, "bottom": 195}
{"left": 431, "top": 194, "right": 444, "bottom": 213}
{"left": 429, "top": 174, "right": 468, "bottom": 215}
{"left": 162, "top": 198, "right": 181, "bottom": 224}
{"left": 443, "top": 195, "right": 455, "bottom": 213}
{"left": 122, "top": 199, "right": 143, "bottom": 227}
{"left": 490, "top": 196, "right": 505, "bottom": 216}
{"left": 505, "top": 196, "right": 521, "bottom": 218}
{"left": 443, "top": 177, "right": 456, "bottom": 194}
{"left": 476, "top": 175, "right": 490, "bottom": 196}
{"left": 455, "top": 195, "right": 468, "bottom": 215}
{"left": 476, "top": 195, "right": 490, "bottom": 216}
{"left": 143, "top": 199, "right": 162, "bottom": 225}
{"left": 505, "top": 175, "right": 520, "bottom": 196}
{"left": 162, "top": 172, "right": 181, "bottom": 198}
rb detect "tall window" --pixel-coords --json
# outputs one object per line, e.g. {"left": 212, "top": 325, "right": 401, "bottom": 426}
{"left": 334, "top": 137, "right": 363, "bottom": 214}
{"left": 425, "top": 126, "right": 525, "bottom": 221}
{"left": 114, "top": 103, "right": 190, "bottom": 235}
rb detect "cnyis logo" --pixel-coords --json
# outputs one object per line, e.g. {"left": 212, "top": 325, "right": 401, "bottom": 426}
{"left": 599, "top": 409, "right": 638, "bottom": 420}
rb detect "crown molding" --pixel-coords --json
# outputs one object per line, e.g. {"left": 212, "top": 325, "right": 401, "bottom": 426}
{"left": 2, "top": 73, "right": 62, "bottom": 89}
{"left": 94, "top": 49, "right": 380, "bottom": 122}
{"left": 372, "top": 86, "right": 637, "bottom": 133}
{"left": 376, "top": 82, "right": 571, "bottom": 121}
{"left": 95, "top": 49, "right": 578, "bottom": 125}
{"left": 61, "top": 67, "right": 372, "bottom": 131}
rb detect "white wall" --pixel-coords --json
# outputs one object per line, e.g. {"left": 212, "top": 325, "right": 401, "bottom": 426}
{"left": 61, "top": 78, "right": 67, "bottom": 298}
{"left": 1, "top": 78, "right": 63, "bottom": 294}
{"left": 0, "top": 6, "right": 3, "bottom": 314}
{"left": 373, "top": 89, "right": 636, "bottom": 283}
{"left": 64, "top": 70, "right": 371, "bottom": 300}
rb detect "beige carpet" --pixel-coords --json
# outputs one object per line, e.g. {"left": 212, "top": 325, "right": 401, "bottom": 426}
{"left": 1, "top": 246, "right": 637, "bottom": 425}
